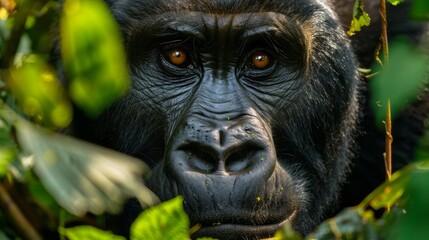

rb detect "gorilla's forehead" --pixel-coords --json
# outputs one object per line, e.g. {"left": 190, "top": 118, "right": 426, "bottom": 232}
{"left": 148, "top": 12, "right": 288, "bottom": 39}
{"left": 115, "top": 0, "right": 318, "bottom": 11}
{"left": 111, "top": 0, "right": 340, "bottom": 44}
{"left": 112, "top": 0, "right": 328, "bottom": 22}
{"left": 120, "top": 10, "right": 311, "bottom": 57}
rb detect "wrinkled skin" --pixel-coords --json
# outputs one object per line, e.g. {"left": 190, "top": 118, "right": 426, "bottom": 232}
{"left": 66, "top": 0, "right": 427, "bottom": 239}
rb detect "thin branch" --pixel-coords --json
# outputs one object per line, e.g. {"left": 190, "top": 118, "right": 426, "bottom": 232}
{"left": 384, "top": 99, "right": 393, "bottom": 213}
{"left": 379, "top": 1, "right": 392, "bottom": 213}
{"left": 379, "top": 0, "right": 389, "bottom": 65}
{"left": 380, "top": 0, "right": 392, "bottom": 184}
{"left": 384, "top": 99, "right": 393, "bottom": 181}
{"left": 0, "top": 183, "right": 43, "bottom": 240}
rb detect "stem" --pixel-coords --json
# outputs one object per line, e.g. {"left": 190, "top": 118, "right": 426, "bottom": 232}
{"left": 380, "top": 0, "right": 392, "bottom": 212}
{"left": 384, "top": 99, "right": 393, "bottom": 212}
{"left": 0, "top": 183, "right": 43, "bottom": 240}
{"left": 380, "top": 0, "right": 389, "bottom": 65}
{"left": 385, "top": 99, "right": 392, "bottom": 181}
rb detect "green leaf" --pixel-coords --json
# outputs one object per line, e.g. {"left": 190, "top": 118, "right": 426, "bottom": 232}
{"left": 131, "top": 196, "right": 190, "bottom": 240}
{"left": 61, "top": 0, "right": 130, "bottom": 117}
{"left": 8, "top": 56, "right": 72, "bottom": 128}
{"left": 358, "top": 161, "right": 429, "bottom": 209}
{"left": 308, "top": 209, "right": 377, "bottom": 240}
{"left": 28, "top": 179, "right": 60, "bottom": 213}
{"left": 273, "top": 222, "right": 303, "bottom": 240}
{"left": 0, "top": 118, "right": 17, "bottom": 177}
{"left": 370, "top": 39, "right": 427, "bottom": 126}
{"left": 387, "top": 0, "right": 404, "bottom": 6}
{"left": 347, "top": 0, "right": 371, "bottom": 36}
{"left": 396, "top": 169, "right": 429, "bottom": 240}
{"left": 411, "top": 0, "right": 429, "bottom": 20}
{"left": 368, "top": 172, "right": 408, "bottom": 210}
{"left": 0, "top": 104, "right": 159, "bottom": 216}
{"left": 59, "top": 226, "right": 126, "bottom": 240}
{"left": 0, "top": 147, "right": 15, "bottom": 176}
{"left": 0, "top": 230, "right": 11, "bottom": 240}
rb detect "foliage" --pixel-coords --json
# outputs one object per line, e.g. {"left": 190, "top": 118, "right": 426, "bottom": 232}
{"left": 131, "top": 196, "right": 190, "bottom": 240}
{"left": 0, "top": 0, "right": 156, "bottom": 239}
{"left": 387, "top": 0, "right": 405, "bottom": 6}
{"left": 267, "top": 161, "right": 429, "bottom": 240}
{"left": 0, "top": 0, "right": 428, "bottom": 240}
{"left": 411, "top": 0, "right": 429, "bottom": 20}
{"left": 14, "top": 110, "right": 158, "bottom": 216}
{"left": 61, "top": 0, "right": 130, "bottom": 117}
{"left": 59, "top": 226, "right": 126, "bottom": 240}
{"left": 370, "top": 39, "right": 427, "bottom": 126}
{"left": 0, "top": 117, "right": 17, "bottom": 176}
{"left": 60, "top": 196, "right": 210, "bottom": 240}
{"left": 347, "top": 0, "right": 371, "bottom": 36}
{"left": 9, "top": 56, "right": 72, "bottom": 127}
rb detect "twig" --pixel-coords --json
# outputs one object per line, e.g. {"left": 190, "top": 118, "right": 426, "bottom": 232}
{"left": 379, "top": 0, "right": 389, "bottom": 65}
{"left": 380, "top": 0, "right": 392, "bottom": 184}
{"left": 0, "top": 183, "right": 43, "bottom": 240}
{"left": 379, "top": 1, "right": 392, "bottom": 213}
{"left": 384, "top": 99, "right": 393, "bottom": 181}
{"left": 384, "top": 99, "right": 393, "bottom": 213}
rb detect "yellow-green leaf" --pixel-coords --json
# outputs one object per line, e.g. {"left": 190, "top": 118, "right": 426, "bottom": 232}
{"left": 273, "top": 222, "right": 303, "bottom": 240}
{"left": 61, "top": 0, "right": 130, "bottom": 117}
{"left": 347, "top": 0, "right": 371, "bottom": 36}
{"left": 131, "top": 196, "right": 190, "bottom": 240}
{"left": 59, "top": 226, "right": 125, "bottom": 240}
{"left": 9, "top": 56, "right": 72, "bottom": 128}
{"left": 387, "top": 0, "right": 404, "bottom": 6}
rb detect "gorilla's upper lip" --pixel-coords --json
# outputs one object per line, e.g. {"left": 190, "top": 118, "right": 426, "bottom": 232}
{"left": 191, "top": 210, "right": 297, "bottom": 239}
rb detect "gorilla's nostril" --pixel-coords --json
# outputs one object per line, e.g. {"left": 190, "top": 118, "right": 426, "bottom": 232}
{"left": 177, "top": 143, "right": 218, "bottom": 173}
{"left": 225, "top": 143, "right": 265, "bottom": 173}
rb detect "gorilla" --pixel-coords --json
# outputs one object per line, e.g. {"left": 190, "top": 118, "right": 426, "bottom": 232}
{"left": 63, "top": 0, "right": 428, "bottom": 239}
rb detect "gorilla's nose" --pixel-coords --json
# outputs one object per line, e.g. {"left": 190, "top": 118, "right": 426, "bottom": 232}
{"left": 167, "top": 115, "right": 276, "bottom": 176}
{"left": 176, "top": 136, "right": 267, "bottom": 174}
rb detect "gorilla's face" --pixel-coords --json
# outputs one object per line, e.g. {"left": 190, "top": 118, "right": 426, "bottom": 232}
{"left": 74, "top": 0, "right": 360, "bottom": 239}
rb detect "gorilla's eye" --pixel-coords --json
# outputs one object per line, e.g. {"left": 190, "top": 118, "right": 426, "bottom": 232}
{"left": 250, "top": 51, "right": 271, "bottom": 69}
{"left": 165, "top": 49, "right": 189, "bottom": 67}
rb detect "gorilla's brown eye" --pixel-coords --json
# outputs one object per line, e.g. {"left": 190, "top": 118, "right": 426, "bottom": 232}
{"left": 166, "top": 49, "right": 188, "bottom": 66}
{"left": 250, "top": 51, "right": 270, "bottom": 69}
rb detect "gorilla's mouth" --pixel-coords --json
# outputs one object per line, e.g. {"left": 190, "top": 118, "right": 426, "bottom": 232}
{"left": 191, "top": 211, "right": 297, "bottom": 240}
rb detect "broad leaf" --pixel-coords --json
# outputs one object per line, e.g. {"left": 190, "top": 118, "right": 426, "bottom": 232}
{"left": 370, "top": 39, "right": 427, "bottom": 126}
{"left": 131, "top": 196, "right": 190, "bottom": 240}
{"left": 411, "top": 0, "right": 429, "bottom": 20}
{"left": 61, "top": 0, "right": 130, "bottom": 117}
{"left": 8, "top": 56, "right": 72, "bottom": 128}
{"left": 0, "top": 104, "right": 159, "bottom": 216}
{"left": 396, "top": 169, "right": 429, "bottom": 240}
{"left": 59, "top": 226, "right": 125, "bottom": 240}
